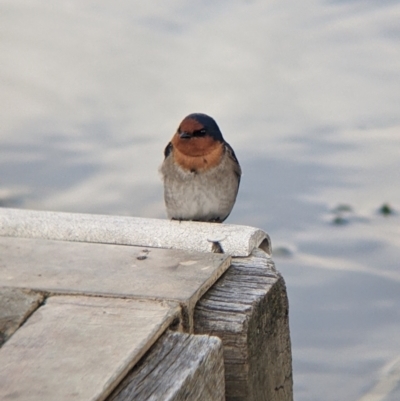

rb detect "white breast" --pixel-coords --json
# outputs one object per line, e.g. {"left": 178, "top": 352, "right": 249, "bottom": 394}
{"left": 161, "top": 153, "right": 240, "bottom": 222}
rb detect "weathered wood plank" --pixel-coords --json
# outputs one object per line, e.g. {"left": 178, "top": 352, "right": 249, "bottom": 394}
{"left": 0, "top": 287, "right": 43, "bottom": 346}
{"left": 108, "top": 330, "right": 225, "bottom": 401}
{"left": 0, "top": 296, "right": 180, "bottom": 401}
{"left": 194, "top": 249, "right": 293, "bottom": 401}
{"left": 0, "top": 236, "right": 230, "bottom": 331}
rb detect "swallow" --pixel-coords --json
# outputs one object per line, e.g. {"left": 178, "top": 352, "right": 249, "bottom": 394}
{"left": 160, "top": 113, "right": 241, "bottom": 223}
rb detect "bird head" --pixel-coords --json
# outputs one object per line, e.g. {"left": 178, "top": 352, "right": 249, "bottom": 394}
{"left": 171, "top": 113, "right": 224, "bottom": 157}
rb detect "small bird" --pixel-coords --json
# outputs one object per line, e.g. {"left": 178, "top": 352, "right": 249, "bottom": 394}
{"left": 160, "top": 113, "right": 241, "bottom": 223}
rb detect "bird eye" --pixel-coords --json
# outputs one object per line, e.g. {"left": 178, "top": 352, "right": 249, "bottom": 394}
{"left": 193, "top": 129, "right": 207, "bottom": 137}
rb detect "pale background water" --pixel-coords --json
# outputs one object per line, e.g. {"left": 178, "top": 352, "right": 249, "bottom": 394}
{"left": 1, "top": 1, "right": 400, "bottom": 400}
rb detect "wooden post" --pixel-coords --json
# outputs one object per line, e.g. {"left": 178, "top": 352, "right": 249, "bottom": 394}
{"left": 194, "top": 249, "right": 293, "bottom": 401}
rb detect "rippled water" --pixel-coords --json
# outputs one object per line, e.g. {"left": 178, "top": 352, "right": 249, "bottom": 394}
{"left": 1, "top": 1, "right": 400, "bottom": 400}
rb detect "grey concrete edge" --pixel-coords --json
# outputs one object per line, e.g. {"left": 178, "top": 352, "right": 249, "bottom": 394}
{"left": 0, "top": 208, "right": 271, "bottom": 257}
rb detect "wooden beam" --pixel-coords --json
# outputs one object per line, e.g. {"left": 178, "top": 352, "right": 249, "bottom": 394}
{"left": 0, "top": 236, "right": 230, "bottom": 332}
{"left": 194, "top": 249, "right": 293, "bottom": 401}
{"left": 108, "top": 330, "right": 225, "bottom": 401}
{"left": 0, "top": 296, "right": 180, "bottom": 401}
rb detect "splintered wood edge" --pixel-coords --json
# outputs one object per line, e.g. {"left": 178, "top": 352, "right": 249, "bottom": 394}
{"left": 0, "top": 208, "right": 271, "bottom": 257}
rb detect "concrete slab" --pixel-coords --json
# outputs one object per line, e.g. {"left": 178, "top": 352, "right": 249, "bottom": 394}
{"left": 0, "top": 208, "right": 271, "bottom": 256}
{"left": 0, "top": 236, "right": 231, "bottom": 330}
{"left": 0, "top": 296, "right": 179, "bottom": 401}
{"left": 0, "top": 287, "right": 43, "bottom": 346}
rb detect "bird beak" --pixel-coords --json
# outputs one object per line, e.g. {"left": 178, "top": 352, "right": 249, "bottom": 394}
{"left": 179, "top": 131, "right": 191, "bottom": 139}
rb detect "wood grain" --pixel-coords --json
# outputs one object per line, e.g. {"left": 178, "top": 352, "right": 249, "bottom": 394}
{"left": 0, "top": 236, "right": 230, "bottom": 331}
{"left": 194, "top": 249, "right": 293, "bottom": 401}
{"left": 0, "top": 296, "right": 180, "bottom": 401}
{"left": 108, "top": 330, "right": 225, "bottom": 401}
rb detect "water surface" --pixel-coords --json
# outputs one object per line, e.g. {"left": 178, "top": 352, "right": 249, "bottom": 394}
{"left": 1, "top": 1, "right": 400, "bottom": 400}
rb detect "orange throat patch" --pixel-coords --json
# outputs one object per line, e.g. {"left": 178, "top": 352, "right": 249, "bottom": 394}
{"left": 171, "top": 135, "right": 224, "bottom": 172}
